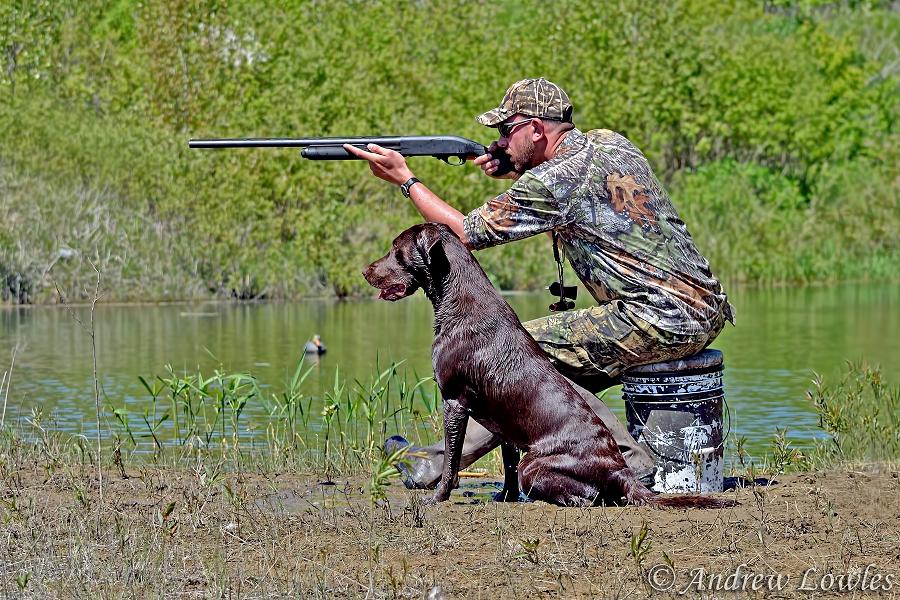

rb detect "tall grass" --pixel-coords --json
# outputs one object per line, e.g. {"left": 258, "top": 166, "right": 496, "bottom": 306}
{"left": 674, "top": 157, "right": 900, "bottom": 286}
{"left": 63, "top": 356, "right": 900, "bottom": 481}
{"left": 0, "top": 166, "right": 213, "bottom": 303}
{"left": 804, "top": 362, "right": 899, "bottom": 467}
{"left": 729, "top": 362, "right": 900, "bottom": 477}
{"left": 104, "top": 359, "right": 442, "bottom": 475}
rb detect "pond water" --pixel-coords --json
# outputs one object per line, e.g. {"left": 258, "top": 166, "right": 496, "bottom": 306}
{"left": 0, "top": 282, "right": 897, "bottom": 460}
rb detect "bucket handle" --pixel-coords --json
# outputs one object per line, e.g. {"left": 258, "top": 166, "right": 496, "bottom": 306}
{"left": 630, "top": 396, "right": 732, "bottom": 464}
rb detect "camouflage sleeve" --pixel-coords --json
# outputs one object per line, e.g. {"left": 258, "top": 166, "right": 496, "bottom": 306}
{"left": 462, "top": 172, "right": 569, "bottom": 250}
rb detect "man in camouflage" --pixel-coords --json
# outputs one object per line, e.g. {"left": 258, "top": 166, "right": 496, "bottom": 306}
{"left": 345, "top": 78, "right": 734, "bottom": 489}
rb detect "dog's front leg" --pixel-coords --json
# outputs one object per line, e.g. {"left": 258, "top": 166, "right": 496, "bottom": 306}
{"left": 495, "top": 442, "right": 521, "bottom": 502}
{"left": 427, "top": 398, "right": 468, "bottom": 504}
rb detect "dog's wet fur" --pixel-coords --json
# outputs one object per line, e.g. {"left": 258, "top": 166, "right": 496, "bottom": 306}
{"left": 364, "top": 222, "right": 734, "bottom": 509}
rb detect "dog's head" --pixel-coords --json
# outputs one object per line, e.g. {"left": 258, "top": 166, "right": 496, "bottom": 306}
{"left": 363, "top": 222, "right": 453, "bottom": 301}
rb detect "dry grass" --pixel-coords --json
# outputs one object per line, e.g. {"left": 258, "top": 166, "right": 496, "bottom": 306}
{"left": 1, "top": 310, "right": 897, "bottom": 597}
{"left": 1, "top": 429, "right": 897, "bottom": 599}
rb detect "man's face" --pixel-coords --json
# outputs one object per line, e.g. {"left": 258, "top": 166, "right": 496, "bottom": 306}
{"left": 497, "top": 114, "right": 536, "bottom": 174}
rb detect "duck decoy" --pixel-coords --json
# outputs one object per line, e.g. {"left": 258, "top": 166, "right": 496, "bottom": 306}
{"left": 304, "top": 334, "right": 326, "bottom": 355}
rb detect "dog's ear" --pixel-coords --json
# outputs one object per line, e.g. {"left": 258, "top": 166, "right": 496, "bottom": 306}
{"left": 416, "top": 226, "right": 448, "bottom": 270}
{"left": 411, "top": 226, "right": 450, "bottom": 296}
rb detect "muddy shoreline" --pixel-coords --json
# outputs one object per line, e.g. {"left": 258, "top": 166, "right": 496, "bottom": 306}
{"left": 2, "top": 460, "right": 898, "bottom": 598}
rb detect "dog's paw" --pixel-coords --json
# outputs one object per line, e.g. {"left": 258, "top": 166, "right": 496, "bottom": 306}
{"left": 492, "top": 488, "right": 521, "bottom": 502}
{"left": 423, "top": 490, "right": 451, "bottom": 505}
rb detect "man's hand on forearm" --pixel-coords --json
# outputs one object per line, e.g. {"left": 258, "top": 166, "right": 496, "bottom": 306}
{"left": 344, "top": 142, "right": 470, "bottom": 244}
{"left": 343, "top": 143, "right": 414, "bottom": 185}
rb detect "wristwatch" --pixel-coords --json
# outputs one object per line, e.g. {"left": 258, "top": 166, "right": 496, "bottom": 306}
{"left": 399, "top": 177, "right": 421, "bottom": 198}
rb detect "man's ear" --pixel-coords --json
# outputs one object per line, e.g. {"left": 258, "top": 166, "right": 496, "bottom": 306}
{"left": 532, "top": 118, "right": 545, "bottom": 141}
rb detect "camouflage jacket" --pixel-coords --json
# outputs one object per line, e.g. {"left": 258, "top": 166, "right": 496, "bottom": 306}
{"left": 463, "top": 127, "right": 735, "bottom": 340}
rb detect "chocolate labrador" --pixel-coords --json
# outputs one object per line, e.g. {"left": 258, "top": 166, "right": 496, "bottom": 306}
{"left": 364, "top": 222, "right": 733, "bottom": 508}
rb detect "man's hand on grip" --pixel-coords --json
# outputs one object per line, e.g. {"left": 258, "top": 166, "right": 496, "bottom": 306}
{"left": 473, "top": 142, "right": 519, "bottom": 180}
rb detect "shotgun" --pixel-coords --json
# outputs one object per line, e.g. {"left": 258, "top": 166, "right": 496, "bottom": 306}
{"left": 188, "top": 135, "right": 513, "bottom": 175}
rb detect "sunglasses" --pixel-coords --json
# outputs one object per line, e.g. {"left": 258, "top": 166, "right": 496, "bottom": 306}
{"left": 497, "top": 117, "right": 535, "bottom": 138}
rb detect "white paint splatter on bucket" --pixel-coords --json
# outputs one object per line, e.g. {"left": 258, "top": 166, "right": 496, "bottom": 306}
{"left": 623, "top": 350, "right": 726, "bottom": 494}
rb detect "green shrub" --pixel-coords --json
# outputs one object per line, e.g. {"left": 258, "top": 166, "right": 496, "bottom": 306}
{"left": 805, "top": 362, "right": 900, "bottom": 466}
{"left": 673, "top": 155, "right": 899, "bottom": 285}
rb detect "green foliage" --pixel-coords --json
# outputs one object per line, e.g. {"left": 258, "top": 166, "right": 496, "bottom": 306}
{"left": 765, "top": 427, "right": 811, "bottom": 474}
{"left": 805, "top": 362, "right": 900, "bottom": 465}
{"left": 630, "top": 519, "right": 652, "bottom": 580}
{"left": 0, "top": 0, "right": 897, "bottom": 302}
{"left": 369, "top": 444, "right": 408, "bottom": 508}
{"left": 105, "top": 358, "right": 441, "bottom": 474}
{"left": 673, "top": 156, "right": 899, "bottom": 284}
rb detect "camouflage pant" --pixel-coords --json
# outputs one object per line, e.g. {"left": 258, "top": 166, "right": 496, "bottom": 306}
{"left": 523, "top": 301, "right": 724, "bottom": 392}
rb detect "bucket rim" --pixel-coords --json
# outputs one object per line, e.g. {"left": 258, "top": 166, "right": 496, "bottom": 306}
{"left": 623, "top": 393, "right": 725, "bottom": 404}
{"left": 623, "top": 364, "right": 723, "bottom": 379}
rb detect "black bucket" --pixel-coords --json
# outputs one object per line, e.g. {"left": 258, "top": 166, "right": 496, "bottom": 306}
{"left": 623, "top": 349, "right": 726, "bottom": 493}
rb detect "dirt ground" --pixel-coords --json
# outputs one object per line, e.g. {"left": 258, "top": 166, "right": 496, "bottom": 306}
{"left": 1, "top": 462, "right": 898, "bottom": 598}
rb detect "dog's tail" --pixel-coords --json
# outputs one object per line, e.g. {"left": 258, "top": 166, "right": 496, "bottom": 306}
{"left": 648, "top": 495, "right": 736, "bottom": 509}
{"left": 626, "top": 480, "right": 736, "bottom": 509}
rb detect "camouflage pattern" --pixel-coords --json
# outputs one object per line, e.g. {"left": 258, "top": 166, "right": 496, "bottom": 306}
{"left": 476, "top": 78, "right": 573, "bottom": 126}
{"left": 522, "top": 304, "right": 724, "bottom": 382}
{"left": 463, "top": 127, "right": 734, "bottom": 377}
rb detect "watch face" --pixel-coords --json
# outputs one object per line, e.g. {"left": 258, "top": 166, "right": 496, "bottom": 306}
{"left": 401, "top": 178, "right": 418, "bottom": 197}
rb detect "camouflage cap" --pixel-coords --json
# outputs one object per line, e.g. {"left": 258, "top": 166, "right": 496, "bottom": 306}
{"left": 476, "top": 78, "right": 573, "bottom": 127}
